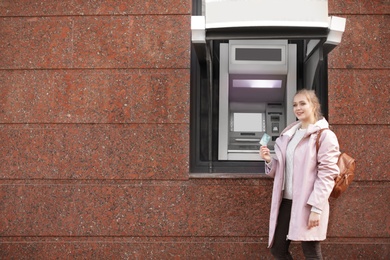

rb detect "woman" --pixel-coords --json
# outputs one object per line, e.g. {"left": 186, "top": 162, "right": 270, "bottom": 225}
{"left": 260, "top": 89, "right": 340, "bottom": 259}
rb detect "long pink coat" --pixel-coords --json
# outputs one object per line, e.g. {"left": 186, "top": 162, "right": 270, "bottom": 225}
{"left": 265, "top": 118, "right": 340, "bottom": 247}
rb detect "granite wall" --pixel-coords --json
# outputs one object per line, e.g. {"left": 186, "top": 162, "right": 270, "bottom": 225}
{"left": 0, "top": 0, "right": 389, "bottom": 259}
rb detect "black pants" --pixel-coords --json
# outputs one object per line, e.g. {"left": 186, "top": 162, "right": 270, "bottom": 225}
{"left": 270, "top": 199, "right": 323, "bottom": 260}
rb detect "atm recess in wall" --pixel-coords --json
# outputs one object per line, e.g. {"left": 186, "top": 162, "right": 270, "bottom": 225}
{"left": 218, "top": 40, "right": 296, "bottom": 161}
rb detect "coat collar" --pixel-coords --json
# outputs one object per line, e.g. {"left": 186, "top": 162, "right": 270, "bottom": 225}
{"left": 281, "top": 117, "right": 329, "bottom": 137}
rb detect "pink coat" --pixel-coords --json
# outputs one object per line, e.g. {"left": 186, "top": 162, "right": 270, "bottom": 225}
{"left": 265, "top": 118, "right": 340, "bottom": 247}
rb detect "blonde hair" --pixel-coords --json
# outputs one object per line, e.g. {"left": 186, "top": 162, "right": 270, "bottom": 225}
{"left": 294, "top": 89, "right": 322, "bottom": 121}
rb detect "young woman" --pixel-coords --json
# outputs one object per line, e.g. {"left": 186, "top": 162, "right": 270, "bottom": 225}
{"left": 260, "top": 89, "right": 340, "bottom": 259}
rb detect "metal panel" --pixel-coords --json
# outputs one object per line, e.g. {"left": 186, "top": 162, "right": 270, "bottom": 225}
{"left": 205, "top": 0, "right": 329, "bottom": 29}
{"left": 218, "top": 43, "right": 229, "bottom": 160}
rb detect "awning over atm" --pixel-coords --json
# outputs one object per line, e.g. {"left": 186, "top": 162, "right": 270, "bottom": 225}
{"left": 205, "top": 0, "right": 329, "bottom": 29}
{"left": 192, "top": 0, "right": 346, "bottom": 45}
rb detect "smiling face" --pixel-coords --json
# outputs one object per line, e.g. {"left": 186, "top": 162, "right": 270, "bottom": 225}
{"left": 293, "top": 93, "right": 316, "bottom": 126}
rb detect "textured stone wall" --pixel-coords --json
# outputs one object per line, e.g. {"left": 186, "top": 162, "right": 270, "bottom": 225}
{"left": 0, "top": 0, "right": 389, "bottom": 259}
{"left": 326, "top": 1, "right": 390, "bottom": 258}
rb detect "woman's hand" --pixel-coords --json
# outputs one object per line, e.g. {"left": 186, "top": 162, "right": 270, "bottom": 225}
{"left": 260, "top": 145, "right": 272, "bottom": 163}
{"left": 308, "top": 212, "right": 321, "bottom": 229}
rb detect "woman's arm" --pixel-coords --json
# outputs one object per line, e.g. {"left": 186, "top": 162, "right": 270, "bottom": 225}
{"left": 307, "top": 130, "right": 341, "bottom": 209}
{"left": 260, "top": 145, "right": 277, "bottom": 178}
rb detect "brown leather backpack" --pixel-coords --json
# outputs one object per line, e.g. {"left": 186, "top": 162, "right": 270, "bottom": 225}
{"left": 316, "top": 129, "right": 356, "bottom": 199}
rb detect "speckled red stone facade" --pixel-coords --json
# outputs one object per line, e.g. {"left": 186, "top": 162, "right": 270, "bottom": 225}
{"left": 0, "top": 1, "right": 389, "bottom": 259}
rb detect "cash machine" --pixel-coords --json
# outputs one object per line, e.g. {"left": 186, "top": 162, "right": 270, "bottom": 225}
{"left": 218, "top": 40, "right": 297, "bottom": 161}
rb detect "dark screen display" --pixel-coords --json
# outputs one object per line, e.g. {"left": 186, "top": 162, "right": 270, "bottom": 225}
{"left": 235, "top": 48, "right": 282, "bottom": 61}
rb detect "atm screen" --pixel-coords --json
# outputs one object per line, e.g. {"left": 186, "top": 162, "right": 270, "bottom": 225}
{"left": 233, "top": 113, "right": 264, "bottom": 132}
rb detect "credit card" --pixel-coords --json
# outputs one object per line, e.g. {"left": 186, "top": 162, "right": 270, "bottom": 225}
{"left": 259, "top": 133, "right": 271, "bottom": 146}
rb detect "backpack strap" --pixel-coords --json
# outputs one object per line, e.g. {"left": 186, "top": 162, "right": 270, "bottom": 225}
{"left": 315, "top": 128, "right": 329, "bottom": 152}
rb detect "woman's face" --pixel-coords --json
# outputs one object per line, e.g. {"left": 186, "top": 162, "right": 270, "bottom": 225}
{"left": 293, "top": 94, "right": 315, "bottom": 123}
